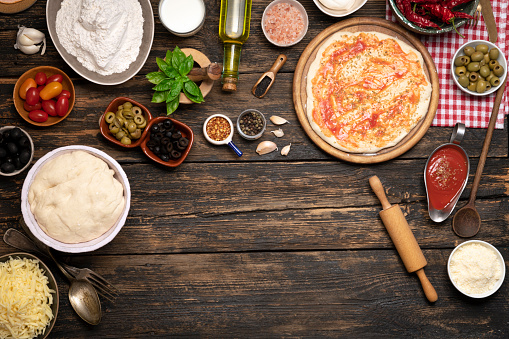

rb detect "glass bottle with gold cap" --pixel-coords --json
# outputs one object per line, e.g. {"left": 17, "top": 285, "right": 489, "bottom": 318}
{"left": 219, "top": 0, "right": 252, "bottom": 92}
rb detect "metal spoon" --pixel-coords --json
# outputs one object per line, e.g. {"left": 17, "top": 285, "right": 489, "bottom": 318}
{"left": 3, "top": 228, "right": 102, "bottom": 325}
{"left": 452, "top": 79, "right": 507, "bottom": 237}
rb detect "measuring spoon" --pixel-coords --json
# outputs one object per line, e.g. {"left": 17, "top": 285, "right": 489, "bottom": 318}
{"left": 203, "top": 114, "right": 243, "bottom": 157}
{"left": 452, "top": 79, "right": 507, "bottom": 237}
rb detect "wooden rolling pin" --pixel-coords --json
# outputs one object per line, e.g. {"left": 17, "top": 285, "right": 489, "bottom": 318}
{"left": 369, "top": 176, "right": 438, "bottom": 303}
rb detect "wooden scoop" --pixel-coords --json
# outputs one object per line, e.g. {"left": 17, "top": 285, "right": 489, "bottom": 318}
{"left": 251, "top": 54, "right": 287, "bottom": 98}
{"left": 369, "top": 176, "right": 438, "bottom": 303}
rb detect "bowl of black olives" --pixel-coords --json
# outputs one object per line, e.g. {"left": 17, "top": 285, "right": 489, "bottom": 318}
{"left": 140, "top": 117, "right": 193, "bottom": 168}
{"left": 0, "top": 126, "right": 34, "bottom": 176}
{"left": 452, "top": 40, "right": 507, "bottom": 96}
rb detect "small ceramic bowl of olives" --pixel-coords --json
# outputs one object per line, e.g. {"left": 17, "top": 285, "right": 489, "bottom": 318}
{"left": 100, "top": 97, "right": 153, "bottom": 148}
{"left": 451, "top": 40, "right": 507, "bottom": 96}
{"left": 0, "top": 126, "right": 34, "bottom": 176}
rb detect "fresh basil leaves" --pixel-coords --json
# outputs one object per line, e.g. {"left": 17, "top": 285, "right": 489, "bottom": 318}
{"left": 146, "top": 46, "right": 204, "bottom": 115}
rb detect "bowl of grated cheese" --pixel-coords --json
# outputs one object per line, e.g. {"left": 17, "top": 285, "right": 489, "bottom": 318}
{"left": 0, "top": 253, "right": 58, "bottom": 339}
{"left": 448, "top": 240, "right": 506, "bottom": 298}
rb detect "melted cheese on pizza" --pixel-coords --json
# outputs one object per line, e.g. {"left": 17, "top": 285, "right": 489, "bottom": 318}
{"left": 307, "top": 32, "right": 431, "bottom": 153}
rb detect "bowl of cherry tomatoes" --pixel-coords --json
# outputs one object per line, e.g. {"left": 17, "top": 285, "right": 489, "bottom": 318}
{"left": 13, "top": 66, "right": 75, "bottom": 127}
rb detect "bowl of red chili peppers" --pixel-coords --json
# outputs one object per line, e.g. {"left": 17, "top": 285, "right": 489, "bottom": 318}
{"left": 389, "top": 0, "right": 479, "bottom": 36}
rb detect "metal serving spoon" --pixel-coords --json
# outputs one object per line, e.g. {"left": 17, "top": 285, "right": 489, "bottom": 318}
{"left": 452, "top": 79, "right": 507, "bottom": 237}
{"left": 3, "top": 228, "right": 102, "bottom": 325}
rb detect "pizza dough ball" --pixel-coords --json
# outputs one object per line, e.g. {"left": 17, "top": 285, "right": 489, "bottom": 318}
{"left": 28, "top": 150, "right": 125, "bottom": 244}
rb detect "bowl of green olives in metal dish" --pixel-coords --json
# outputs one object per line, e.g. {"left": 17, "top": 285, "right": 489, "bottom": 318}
{"left": 100, "top": 97, "right": 153, "bottom": 148}
{"left": 451, "top": 40, "right": 507, "bottom": 96}
{"left": 0, "top": 126, "right": 34, "bottom": 176}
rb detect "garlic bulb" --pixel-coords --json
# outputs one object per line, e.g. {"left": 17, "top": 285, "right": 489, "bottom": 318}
{"left": 270, "top": 128, "right": 284, "bottom": 138}
{"left": 281, "top": 144, "right": 291, "bottom": 156}
{"left": 14, "top": 26, "right": 46, "bottom": 55}
{"left": 256, "top": 141, "right": 278, "bottom": 155}
{"left": 270, "top": 116, "right": 290, "bottom": 125}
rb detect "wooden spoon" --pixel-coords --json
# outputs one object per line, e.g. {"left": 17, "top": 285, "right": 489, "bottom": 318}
{"left": 251, "top": 54, "right": 287, "bottom": 98}
{"left": 452, "top": 79, "right": 507, "bottom": 237}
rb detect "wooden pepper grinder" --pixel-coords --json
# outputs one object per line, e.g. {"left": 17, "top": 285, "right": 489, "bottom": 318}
{"left": 369, "top": 176, "right": 438, "bottom": 303}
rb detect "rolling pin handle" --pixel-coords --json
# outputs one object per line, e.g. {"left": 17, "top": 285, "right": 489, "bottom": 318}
{"left": 369, "top": 176, "right": 391, "bottom": 210}
{"left": 416, "top": 268, "right": 438, "bottom": 303}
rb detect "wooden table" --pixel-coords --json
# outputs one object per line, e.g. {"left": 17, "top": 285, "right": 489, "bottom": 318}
{"left": 1, "top": 0, "right": 508, "bottom": 337}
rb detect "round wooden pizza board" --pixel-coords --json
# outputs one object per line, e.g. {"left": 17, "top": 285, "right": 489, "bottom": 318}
{"left": 293, "top": 17, "right": 439, "bottom": 164}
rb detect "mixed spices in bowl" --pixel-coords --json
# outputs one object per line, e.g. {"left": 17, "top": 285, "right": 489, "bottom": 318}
{"left": 206, "top": 116, "right": 231, "bottom": 141}
{"left": 237, "top": 109, "right": 266, "bottom": 140}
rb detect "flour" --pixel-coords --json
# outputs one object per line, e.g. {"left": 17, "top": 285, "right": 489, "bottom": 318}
{"left": 55, "top": 0, "right": 144, "bottom": 76}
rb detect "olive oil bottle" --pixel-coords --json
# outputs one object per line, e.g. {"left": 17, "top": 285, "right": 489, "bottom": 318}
{"left": 219, "top": 0, "right": 252, "bottom": 91}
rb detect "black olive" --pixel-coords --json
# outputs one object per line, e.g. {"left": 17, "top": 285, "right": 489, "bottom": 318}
{"left": 153, "top": 132, "right": 164, "bottom": 141}
{"left": 151, "top": 125, "right": 160, "bottom": 134}
{"left": 5, "top": 157, "right": 13, "bottom": 164}
{"left": 171, "top": 130, "right": 182, "bottom": 141}
{"left": 1, "top": 162, "right": 15, "bottom": 173}
{"left": 160, "top": 137, "right": 171, "bottom": 146}
{"left": 163, "top": 119, "right": 173, "bottom": 130}
{"left": 10, "top": 128, "right": 22, "bottom": 140}
{"left": 17, "top": 136, "right": 30, "bottom": 148}
{"left": 175, "top": 140, "right": 186, "bottom": 151}
{"left": 19, "top": 150, "right": 31, "bottom": 164}
{"left": 160, "top": 154, "right": 170, "bottom": 162}
{"left": 170, "top": 150, "right": 181, "bottom": 159}
{"left": 0, "top": 148, "right": 6, "bottom": 158}
{"left": 14, "top": 158, "right": 22, "bottom": 170}
{"left": 178, "top": 137, "right": 189, "bottom": 148}
{"left": 165, "top": 142, "right": 173, "bottom": 153}
{"left": 7, "top": 142, "right": 18, "bottom": 154}
{"left": 157, "top": 122, "right": 164, "bottom": 129}
{"left": 164, "top": 131, "right": 173, "bottom": 138}
{"left": 153, "top": 146, "right": 161, "bottom": 155}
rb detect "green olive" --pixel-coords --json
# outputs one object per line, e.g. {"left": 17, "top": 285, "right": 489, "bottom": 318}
{"left": 490, "top": 76, "right": 500, "bottom": 87}
{"left": 479, "top": 65, "right": 491, "bottom": 78}
{"left": 462, "top": 56, "right": 471, "bottom": 65}
{"left": 479, "top": 59, "right": 486, "bottom": 67}
{"left": 475, "top": 44, "right": 489, "bottom": 54}
{"left": 115, "top": 130, "right": 126, "bottom": 140}
{"left": 116, "top": 110, "right": 124, "bottom": 119}
{"left": 116, "top": 117, "right": 126, "bottom": 127}
{"left": 109, "top": 123, "right": 120, "bottom": 134}
{"left": 485, "top": 82, "right": 492, "bottom": 91}
{"left": 467, "top": 82, "right": 477, "bottom": 91}
{"left": 493, "top": 64, "right": 504, "bottom": 77}
{"left": 137, "top": 119, "right": 147, "bottom": 129}
{"left": 489, "top": 48, "right": 499, "bottom": 60}
{"left": 134, "top": 115, "right": 145, "bottom": 125}
{"left": 471, "top": 51, "right": 484, "bottom": 62}
{"left": 127, "top": 122, "right": 137, "bottom": 133}
{"left": 123, "top": 102, "right": 133, "bottom": 110}
{"left": 123, "top": 111, "right": 135, "bottom": 120}
{"left": 467, "top": 62, "right": 480, "bottom": 72}
{"left": 455, "top": 66, "right": 467, "bottom": 76}
{"left": 130, "top": 129, "right": 142, "bottom": 139}
{"left": 468, "top": 72, "right": 479, "bottom": 82}
{"left": 488, "top": 59, "right": 499, "bottom": 70}
{"left": 117, "top": 104, "right": 124, "bottom": 111}
{"left": 120, "top": 136, "right": 132, "bottom": 145}
{"left": 458, "top": 75, "right": 469, "bottom": 87}
{"left": 484, "top": 53, "right": 490, "bottom": 64}
{"left": 463, "top": 46, "right": 475, "bottom": 56}
{"left": 105, "top": 112, "right": 115, "bottom": 124}
{"left": 132, "top": 106, "right": 142, "bottom": 115}
{"left": 454, "top": 56, "right": 466, "bottom": 66}
{"left": 476, "top": 80, "right": 488, "bottom": 93}
{"left": 486, "top": 73, "right": 494, "bottom": 83}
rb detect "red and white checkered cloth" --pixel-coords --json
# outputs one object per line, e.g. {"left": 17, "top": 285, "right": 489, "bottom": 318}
{"left": 386, "top": 0, "right": 508, "bottom": 129}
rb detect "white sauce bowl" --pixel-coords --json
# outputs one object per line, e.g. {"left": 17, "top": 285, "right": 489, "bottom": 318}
{"left": 159, "top": 0, "right": 206, "bottom": 37}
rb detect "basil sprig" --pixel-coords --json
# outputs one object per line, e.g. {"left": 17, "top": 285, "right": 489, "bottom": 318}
{"left": 146, "top": 46, "right": 204, "bottom": 115}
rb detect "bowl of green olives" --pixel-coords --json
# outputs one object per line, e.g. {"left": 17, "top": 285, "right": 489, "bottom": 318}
{"left": 452, "top": 40, "right": 507, "bottom": 96}
{"left": 100, "top": 97, "right": 153, "bottom": 148}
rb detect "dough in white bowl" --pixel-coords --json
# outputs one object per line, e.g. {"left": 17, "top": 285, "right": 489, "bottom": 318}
{"left": 28, "top": 150, "right": 125, "bottom": 244}
{"left": 318, "top": 0, "right": 354, "bottom": 10}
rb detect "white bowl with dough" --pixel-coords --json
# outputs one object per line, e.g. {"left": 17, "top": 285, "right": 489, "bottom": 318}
{"left": 312, "top": 0, "right": 367, "bottom": 17}
{"left": 21, "top": 146, "right": 131, "bottom": 253}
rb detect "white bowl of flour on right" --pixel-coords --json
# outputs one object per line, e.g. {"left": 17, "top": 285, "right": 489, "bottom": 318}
{"left": 46, "top": 0, "right": 154, "bottom": 85}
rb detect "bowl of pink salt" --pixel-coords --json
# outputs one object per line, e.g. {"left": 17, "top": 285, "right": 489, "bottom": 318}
{"left": 262, "top": 0, "right": 308, "bottom": 47}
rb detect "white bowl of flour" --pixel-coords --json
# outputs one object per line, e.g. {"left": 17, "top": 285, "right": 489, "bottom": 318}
{"left": 46, "top": 0, "right": 154, "bottom": 85}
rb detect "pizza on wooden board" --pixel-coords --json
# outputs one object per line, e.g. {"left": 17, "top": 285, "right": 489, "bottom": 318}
{"left": 306, "top": 31, "right": 432, "bottom": 153}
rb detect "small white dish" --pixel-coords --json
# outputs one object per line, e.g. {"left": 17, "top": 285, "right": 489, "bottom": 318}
{"left": 159, "top": 0, "right": 206, "bottom": 37}
{"left": 21, "top": 145, "right": 131, "bottom": 253}
{"left": 262, "top": 0, "right": 308, "bottom": 47}
{"left": 448, "top": 240, "right": 505, "bottom": 298}
{"left": 312, "top": 0, "right": 367, "bottom": 17}
{"left": 203, "top": 114, "right": 242, "bottom": 157}
{"left": 451, "top": 40, "right": 507, "bottom": 96}
{"left": 0, "top": 126, "right": 34, "bottom": 177}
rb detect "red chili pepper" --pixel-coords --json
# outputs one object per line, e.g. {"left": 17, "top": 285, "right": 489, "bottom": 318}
{"left": 452, "top": 11, "right": 474, "bottom": 19}
{"left": 444, "top": 0, "right": 473, "bottom": 10}
{"left": 400, "top": 1, "right": 441, "bottom": 29}
{"left": 421, "top": 3, "right": 455, "bottom": 23}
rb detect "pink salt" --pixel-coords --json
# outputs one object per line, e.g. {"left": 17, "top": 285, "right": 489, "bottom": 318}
{"left": 264, "top": 2, "right": 305, "bottom": 45}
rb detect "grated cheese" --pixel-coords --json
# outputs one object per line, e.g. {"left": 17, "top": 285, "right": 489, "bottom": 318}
{"left": 0, "top": 257, "right": 55, "bottom": 339}
{"left": 449, "top": 243, "right": 503, "bottom": 295}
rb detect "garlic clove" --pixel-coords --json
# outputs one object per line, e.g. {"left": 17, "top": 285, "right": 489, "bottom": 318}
{"left": 20, "top": 28, "right": 45, "bottom": 44}
{"left": 14, "top": 44, "right": 41, "bottom": 55}
{"left": 270, "top": 116, "right": 290, "bottom": 125}
{"left": 14, "top": 26, "right": 46, "bottom": 55}
{"left": 270, "top": 128, "right": 284, "bottom": 138}
{"left": 281, "top": 143, "right": 291, "bottom": 156}
{"left": 256, "top": 141, "right": 278, "bottom": 155}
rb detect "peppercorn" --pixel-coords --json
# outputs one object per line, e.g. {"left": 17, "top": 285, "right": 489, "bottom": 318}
{"left": 239, "top": 111, "right": 264, "bottom": 136}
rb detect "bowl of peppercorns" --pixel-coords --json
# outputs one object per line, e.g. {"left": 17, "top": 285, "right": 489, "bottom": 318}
{"left": 0, "top": 126, "right": 34, "bottom": 176}
{"left": 237, "top": 109, "right": 266, "bottom": 140}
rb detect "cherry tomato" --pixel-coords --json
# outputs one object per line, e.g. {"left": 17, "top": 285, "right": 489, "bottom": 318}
{"left": 39, "top": 82, "right": 62, "bottom": 100}
{"left": 23, "top": 101, "right": 42, "bottom": 112}
{"left": 28, "top": 110, "right": 48, "bottom": 123}
{"left": 58, "top": 90, "right": 71, "bottom": 99}
{"left": 25, "top": 87, "right": 40, "bottom": 106}
{"left": 19, "top": 78, "right": 37, "bottom": 100}
{"left": 36, "top": 85, "right": 45, "bottom": 93}
{"left": 56, "top": 97, "right": 69, "bottom": 117}
{"left": 46, "top": 74, "right": 63, "bottom": 84}
{"left": 42, "top": 99, "right": 57, "bottom": 116}
{"left": 35, "top": 72, "right": 47, "bottom": 86}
